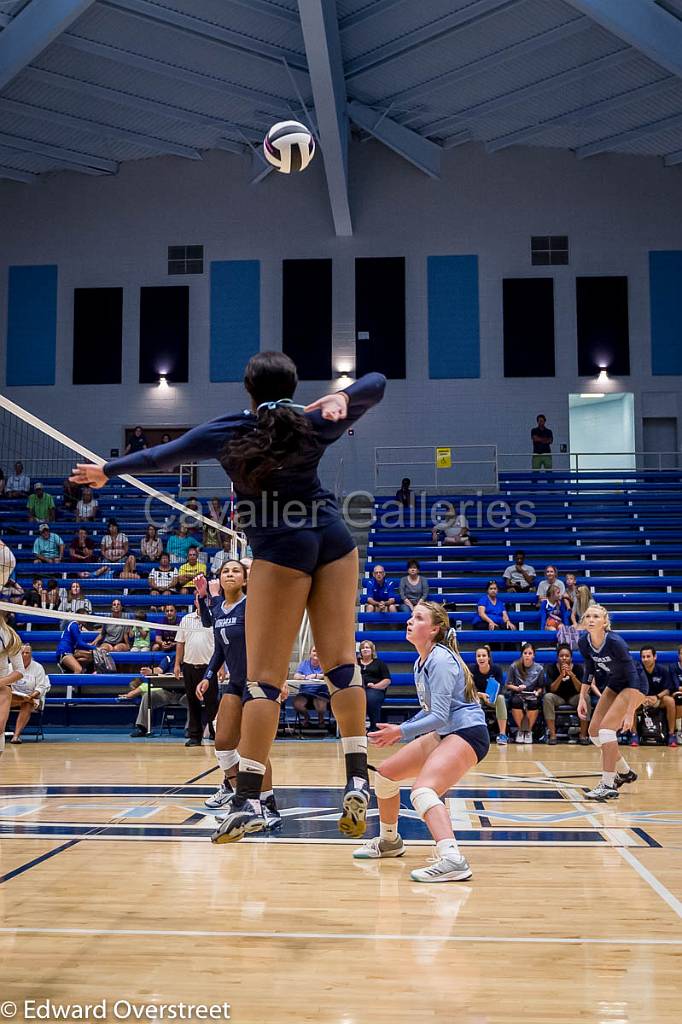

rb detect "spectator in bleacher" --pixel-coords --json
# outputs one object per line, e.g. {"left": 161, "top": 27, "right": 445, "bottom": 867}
{"left": 472, "top": 645, "right": 508, "bottom": 744}
{"left": 473, "top": 580, "right": 517, "bottom": 632}
{"left": 203, "top": 497, "right": 226, "bottom": 548}
{"left": 62, "top": 477, "right": 82, "bottom": 513}
{"left": 506, "top": 642, "right": 545, "bottom": 744}
{"left": 399, "top": 559, "right": 429, "bottom": 612}
{"left": 543, "top": 643, "right": 589, "bottom": 745}
{"left": 33, "top": 524, "right": 64, "bottom": 564}
{"left": 140, "top": 524, "right": 163, "bottom": 563}
{"left": 56, "top": 620, "right": 94, "bottom": 674}
{"left": 536, "top": 565, "right": 565, "bottom": 603}
{"left": 124, "top": 425, "right": 147, "bottom": 455}
{"left": 636, "top": 646, "right": 676, "bottom": 747}
{"left": 174, "top": 594, "right": 215, "bottom": 746}
{"left": 122, "top": 673, "right": 182, "bottom": 738}
{"left": 292, "top": 646, "right": 330, "bottom": 729}
{"left": 531, "top": 414, "right": 553, "bottom": 471}
{"left": 93, "top": 598, "right": 131, "bottom": 653}
{"left": 176, "top": 546, "right": 208, "bottom": 593}
{"left": 210, "top": 536, "right": 233, "bottom": 577}
{"left": 59, "top": 581, "right": 92, "bottom": 626}
{"left": 8, "top": 643, "right": 51, "bottom": 743}
{"left": 131, "top": 612, "right": 151, "bottom": 652}
{"left": 432, "top": 510, "right": 471, "bottom": 546}
{"left": 27, "top": 482, "right": 55, "bottom": 523}
{"left": 6, "top": 461, "right": 30, "bottom": 498}
{"left": 395, "top": 477, "right": 412, "bottom": 508}
{"left": 100, "top": 519, "right": 128, "bottom": 563}
{"left": 152, "top": 604, "right": 179, "bottom": 653}
{"left": 149, "top": 554, "right": 177, "bottom": 598}
{"left": 76, "top": 487, "right": 98, "bottom": 522}
{"left": 119, "top": 554, "right": 140, "bottom": 580}
{"left": 561, "top": 572, "right": 578, "bottom": 616}
{"left": 366, "top": 564, "right": 399, "bottom": 613}
{"left": 502, "top": 550, "right": 536, "bottom": 592}
{"left": 69, "top": 527, "right": 95, "bottom": 564}
{"left": 167, "top": 524, "right": 195, "bottom": 566}
{"left": 570, "top": 585, "right": 593, "bottom": 627}
{"left": 357, "top": 639, "right": 391, "bottom": 731}
{"left": 539, "top": 584, "right": 568, "bottom": 632}
{"left": 23, "top": 576, "right": 46, "bottom": 609}
{"left": 45, "top": 577, "right": 66, "bottom": 610}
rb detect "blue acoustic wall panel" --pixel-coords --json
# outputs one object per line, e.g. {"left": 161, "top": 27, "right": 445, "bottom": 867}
{"left": 6, "top": 265, "right": 58, "bottom": 385}
{"left": 210, "top": 260, "right": 260, "bottom": 382}
{"left": 650, "top": 251, "right": 682, "bottom": 376}
{"left": 428, "top": 255, "right": 480, "bottom": 379}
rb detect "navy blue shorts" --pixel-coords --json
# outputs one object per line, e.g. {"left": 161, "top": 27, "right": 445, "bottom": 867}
{"left": 606, "top": 677, "right": 648, "bottom": 697}
{"left": 219, "top": 679, "right": 244, "bottom": 699}
{"left": 249, "top": 519, "right": 356, "bottom": 575}
{"left": 439, "top": 725, "right": 490, "bottom": 763}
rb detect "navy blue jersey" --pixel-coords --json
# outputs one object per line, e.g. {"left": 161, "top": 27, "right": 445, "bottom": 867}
{"left": 199, "top": 594, "right": 247, "bottom": 687}
{"left": 578, "top": 631, "right": 644, "bottom": 694}
{"left": 670, "top": 661, "right": 682, "bottom": 693}
{"left": 638, "top": 663, "right": 672, "bottom": 697}
{"left": 103, "top": 374, "right": 385, "bottom": 540}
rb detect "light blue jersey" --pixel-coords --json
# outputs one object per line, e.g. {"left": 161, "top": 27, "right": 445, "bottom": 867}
{"left": 401, "top": 643, "right": 485, "bottom": 742}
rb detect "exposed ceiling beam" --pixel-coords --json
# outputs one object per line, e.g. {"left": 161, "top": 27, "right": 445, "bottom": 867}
{"left": 100, "top": 0, "right": 309, "bottom": 73}
{"left": 0, "top": 163, "right": 37, "bottom": 183}
{"left": 23, "top": 66, "right": 246, "bottom": 134}
{"left": 348, "top": 100, "right": 441, "bottom": 177}
{"left": 297, "top": 0, "right": 352, "bottom": 236}
{"left": 250, "top": 145, "right": 274, "bottom": 182}
{"left": 60, "top": 33, "right": 291, "bottom": 106}
{"left": 340, "top": 0, "right": 408, "bottom": 30}
{"left": 382, "top": 16, "right": 589, "bottom": 105}
{"left": 0, "top": 96, "right": 202, "bottom": 159}
{"left": 562, "top": 0, "right": 682, "bottom": 79}
{"left": 576, "top": 109, "right": 682, "bottom": 157}
{"left": 421, "top": 47, "right": 630, "bottom": 137}
{"left": 0, "top": 0, "right": 95, "bottom": 92}
{"left": 0, "top": 130, "right": 117, "bottom": 172}
{"left": 213, "top": 137, "right": 247, "bottom": 155}
{"left": 346, "top": 0, "right": 520, "bottom": 80}
{"left": 485, "top": 75, "right": 674, "bottom": 151}
{"left": 442, "top": 129, "right": 474, "bottom": 149}
{"left": 225, "top": 0, "right": 299, "bottom": 24}
{"left": 664, "top": 147, "right": 682, "bottom": 166}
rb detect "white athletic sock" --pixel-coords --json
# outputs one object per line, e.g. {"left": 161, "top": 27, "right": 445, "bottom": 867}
{"left": 341, "top": 735, "right": 368, "bottom": 755}
{"left": 603, "top": 771, "right": 616, "bottom": 787}
{"left": 676, "top": 717, "right": 682, "bottom": 731}
{"left": 380, "top": 822, "right": 398, "bottom": 842}
{"left": 615, "top": 755, "right": 630, "bottom": 774}
{"left": 261, "top": 790, "right": 274, "bottom": 801}
{"left": 436, "top": 837, "right": 460, "bottom": 859}
{"left": 239, "top": 756, "right": 266, "bottom": 775}
{"left": 215, "top": 748, "right": 239, "bottom": 772}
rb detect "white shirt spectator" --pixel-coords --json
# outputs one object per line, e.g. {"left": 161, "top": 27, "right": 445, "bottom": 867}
{"left": 149, "top": 567, "right": 176, "bottom": 590}
{"left": 503, "top": 562, "right": 536, "bottom": 589}
{"left": 537, "top": 577, "right": 566, "bottom": 601}
{"left": 76, "top": 497, "right": 98, "bottom": 520}
{"left": 12, "top": 657, "right": 51, "bottom": 703}
{"left": 211, "top": 548, "right": 232, "bottom": 575}
{"left": 175, "top": 611, "right": 214, "bottom": 666}
{"left": 7, "top": 471, "right": 30, "bottom": 493}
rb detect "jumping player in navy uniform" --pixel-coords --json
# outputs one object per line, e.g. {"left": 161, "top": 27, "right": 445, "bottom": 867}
{"left": 195, "top": 562, "right": 283, "bottom": 835}
{"left": 72, "top": 352, "right": 386, "bottom": 841}
{"left": 577, "top": 604, "right": 647, "bottom": 801}
{"left": 354, "top": 601, "right": 489, "bottom": 883}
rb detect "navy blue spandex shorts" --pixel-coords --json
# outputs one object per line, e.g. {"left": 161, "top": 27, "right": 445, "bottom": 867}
{"left": 606, "top": 676, "right": 648, "bottom": 696}
{"left": 438, "top": 725, "right": 490, "bottom": 763}
{"left": 219, "top": 679, "right": 245, "bottom": 699}
{"left": 249, "top": 519, "right": 356, "bottom": 575}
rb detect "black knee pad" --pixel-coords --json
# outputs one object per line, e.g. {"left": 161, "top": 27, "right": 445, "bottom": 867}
{"left": 325, "top": 663, "right": 362, "bottom": 696}
{"left": 243, "top": 681, "right": 282, "bottom": 704}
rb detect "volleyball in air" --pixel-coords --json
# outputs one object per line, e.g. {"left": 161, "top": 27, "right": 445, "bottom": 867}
{"left": 263, "top": 121, "right": 315, "bottom": 173}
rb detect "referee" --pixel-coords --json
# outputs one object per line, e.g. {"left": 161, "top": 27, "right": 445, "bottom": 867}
{"left": 173, "top": 594, "right": 216, "bottom": 747}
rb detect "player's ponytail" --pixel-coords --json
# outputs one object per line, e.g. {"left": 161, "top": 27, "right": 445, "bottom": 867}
{"left": 221, "top": 352, "right": 315, "bottom": 492}
{"left": 420, "top": 600, "right": 479, "bottom": 704}
{"left": 0, "top": 612, "right": 22, "bottom": 658}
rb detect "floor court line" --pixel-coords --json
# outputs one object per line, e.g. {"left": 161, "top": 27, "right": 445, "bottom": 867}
{"left": 0, "top": 926, "right": 679, "bottom": 947}
{"left": 535, "top": 759, "right": 682, "bottom": 921}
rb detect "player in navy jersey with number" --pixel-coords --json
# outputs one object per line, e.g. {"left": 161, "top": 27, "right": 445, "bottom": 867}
{"left": 577, "top": 605, "right": 646, "bottom": 802}
{"left": 354, "top": 601, "right": 489, "bottom": 883}
{"left": 72, "top": 352, "right": 386, "bottom": 842}
{"left": 194, "top": 561, "right": 283, "bottom": 835}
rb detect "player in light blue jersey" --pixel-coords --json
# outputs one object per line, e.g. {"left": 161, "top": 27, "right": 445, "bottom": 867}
{"left": 354, "top": 600, "right": 489, "bottom": 883}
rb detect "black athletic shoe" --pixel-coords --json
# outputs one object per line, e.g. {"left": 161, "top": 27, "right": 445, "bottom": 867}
{"left": 614, "top": 769, "right": 638, "bottom": 789}
{"left": 185, "top": 739, "right": 201, "bottom": 747}
{"left": 263, "top": 794, "right": 283, "bottom": 831}
{"left": 339, "top": 776, "right": 371, "bottom": 838}
{"left": 129, "top": 726, "right": 148, "bottom": 738}
{"left": 210, "top": 797, "right": 266, "bottom": 844}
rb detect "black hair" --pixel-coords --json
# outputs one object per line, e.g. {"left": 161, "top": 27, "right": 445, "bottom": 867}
{"left": 513, "top": 549, "right": 525, "bottom": 559}
{"left": 486, "top": 579, "right": 497, "bottom": 589}
{"left": 536, "top": 414, "right": 546, "bottom": 422}
{"left": 107, "top": 518, "right": 119, "bottom": 530}
{"left": 406, "top": 559, "right": 420, "bottom": 571}
{"left": 32, "top": 575, "right": 42, "bottom": 585}
{"left": 556, "top": 643, "right": 572, "bottom": 655}
{"left": 401, "top": 478, "right": 411, "bottom": 487}
{"left": 221, "top": 352, "right": 315, "bottom": 492}
{"left": 639, "top": 645, "right": 656, "bottom": 657}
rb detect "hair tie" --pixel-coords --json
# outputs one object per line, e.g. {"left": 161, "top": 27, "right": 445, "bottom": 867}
{"left": 256, "top": 398, "right": 306, "bottom": 413}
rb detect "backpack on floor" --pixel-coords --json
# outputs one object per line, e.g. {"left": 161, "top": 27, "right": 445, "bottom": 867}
{"left": 638, "top": 707, "right": 666, "bottom": 746}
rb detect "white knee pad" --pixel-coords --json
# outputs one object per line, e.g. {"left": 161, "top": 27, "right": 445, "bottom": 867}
{"left": 215, "top": 748, "right": 239, "bottom": 772}
{"left": 374, "top": 772, "right": 401, "bottom": 800}
{"left": 410, "top": 787, "right": 442, "bottom": 821}
{"left": 589, "top": 732, "right": 602, "bottom": 747}
{"left": 598, "top": 728, "right": 618, "bottom": 745}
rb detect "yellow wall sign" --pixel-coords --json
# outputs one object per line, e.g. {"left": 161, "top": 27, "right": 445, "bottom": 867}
{"left": 435, "top": 447, "right": 452, "bottom": 469}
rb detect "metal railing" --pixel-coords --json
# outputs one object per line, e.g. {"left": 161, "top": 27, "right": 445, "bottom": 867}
{"left": 374, "top": 445, "right": 498, "bottom": 494}
{"left": 497, "top": 451, "right": 681, "bottom": 474}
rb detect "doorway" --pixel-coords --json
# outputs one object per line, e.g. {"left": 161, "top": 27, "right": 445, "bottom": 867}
{"left": 568, "top": 393, "right": 635, "bottom": 471}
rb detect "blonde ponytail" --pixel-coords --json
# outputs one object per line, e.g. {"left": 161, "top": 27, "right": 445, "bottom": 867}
{"left": 0, "top": 612, "right": 22, "bottom": 658}
{"left": 420, "top": 600, "right": 479, "bottom": 704}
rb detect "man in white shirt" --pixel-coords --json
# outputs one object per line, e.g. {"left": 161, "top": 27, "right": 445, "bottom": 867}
{"left": 9, "top": 644, "right": 51, "bottom": 743}
{"left": 174, "top": 595, "right": 215, "bottom": 747}
{"left": 210, "top": 536, "right": 233, "bottom": 576}
{"left": 6, "top": 461, "right": 30, "bottom": 498}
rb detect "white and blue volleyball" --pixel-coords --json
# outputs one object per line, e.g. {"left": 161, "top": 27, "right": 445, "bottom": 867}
{"left": 263, "top": 121, "right": 315, "bottom": 174}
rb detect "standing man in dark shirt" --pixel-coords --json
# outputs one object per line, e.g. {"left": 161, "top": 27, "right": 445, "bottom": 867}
{"left": 531, "top": 414, "right": 553, "bottom": 471}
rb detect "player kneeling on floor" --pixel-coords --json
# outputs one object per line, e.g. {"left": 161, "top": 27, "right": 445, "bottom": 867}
{"left": 353, "top": 601, "right": 489, "bottom": 883}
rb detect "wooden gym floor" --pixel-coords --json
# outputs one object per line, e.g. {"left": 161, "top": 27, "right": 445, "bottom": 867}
{"left": 1, "top": 739, "right": 681, "bottom": 1023}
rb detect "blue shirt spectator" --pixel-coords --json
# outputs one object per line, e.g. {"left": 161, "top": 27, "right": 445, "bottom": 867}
{"left": 33, "top": 526, "right": 64, "bottom": 563}
{"left": 366, "top": 565, "right": 399, "bottom": 612}
{"left": 472, "top": 581, "right": 516, "bottom": 631}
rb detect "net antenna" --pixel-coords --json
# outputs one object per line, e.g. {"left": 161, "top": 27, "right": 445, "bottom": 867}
{"left": 0, "top": 394, "right": 247, "bottom": 558}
